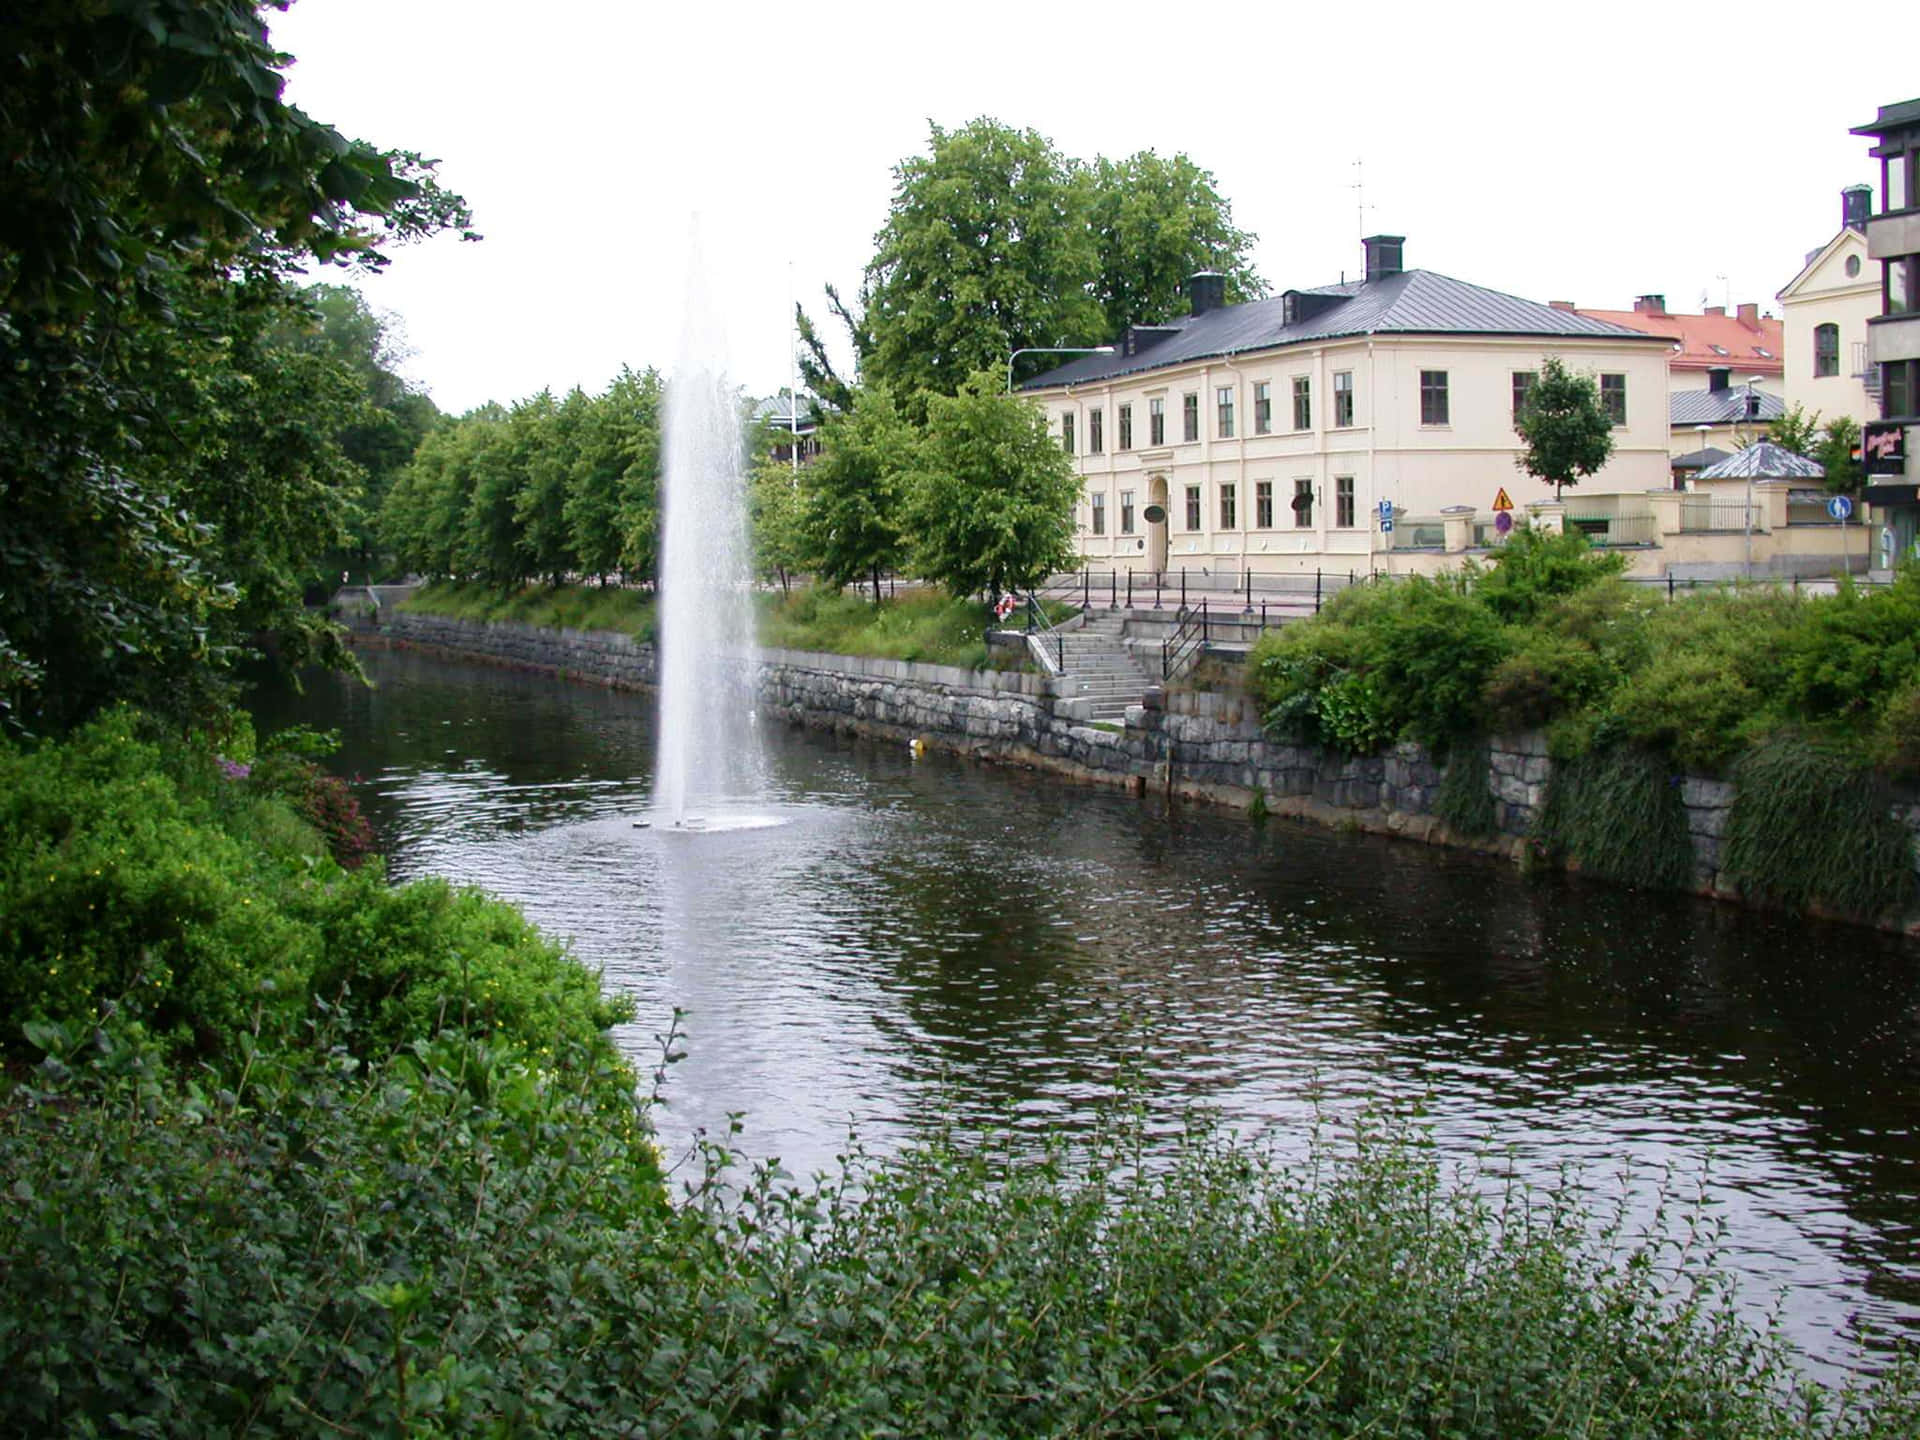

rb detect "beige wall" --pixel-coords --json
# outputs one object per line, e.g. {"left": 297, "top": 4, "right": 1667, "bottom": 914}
{"left": 1779, "top": 229, "right": 1878, "bottom": 428}
{"left": 1042, "top": 333, "right": 1670, "bottom": 575}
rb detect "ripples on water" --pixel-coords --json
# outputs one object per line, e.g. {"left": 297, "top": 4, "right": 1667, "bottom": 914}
{"left": 254, "top": 648, "right": 1920, "bottom": 1376}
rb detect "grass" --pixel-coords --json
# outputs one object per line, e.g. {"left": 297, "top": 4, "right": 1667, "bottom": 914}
{"left": 758, "top": 585, "right": 999, "bottom": 668}
{"left": 401, "top": 580, "right": 657, "bottom": 641}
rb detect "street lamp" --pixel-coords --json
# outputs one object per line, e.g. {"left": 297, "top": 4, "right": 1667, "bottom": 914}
{"left": 1006, "top": 345, "right": 1115, "bottom": 392}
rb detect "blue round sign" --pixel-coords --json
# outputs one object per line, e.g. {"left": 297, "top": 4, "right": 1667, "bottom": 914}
{"left": 1828, "top": 495, "right": 1854, "bottom": 521}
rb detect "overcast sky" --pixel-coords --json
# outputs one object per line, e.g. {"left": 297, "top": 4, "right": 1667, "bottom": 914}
{"left": 272, "top": 0, "right": 1905, "bottom": 416}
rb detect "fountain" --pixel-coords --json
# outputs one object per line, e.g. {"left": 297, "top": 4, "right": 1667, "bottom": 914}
{"left": 649, "top": 224, "right": 767, "bottom": 829}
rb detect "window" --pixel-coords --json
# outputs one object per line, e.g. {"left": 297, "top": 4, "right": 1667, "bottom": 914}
{"left": 1148, "top": 397, "right": 1165, "bottom": 446}
{"left": 1216, "top": 385, "right": 1235, "bottom": 438}
{"left": 1420, "top": 370, "right": 1449, "bottom": 425}
{"left": 1512, "top": 370, "right": 1536, "bottom": 424}
{"left": 1600, "top": 373, "right": 1626, "bottom": 427}
{"left": 1847, "top": 254, "right": 1863, "bottom": 279}
{"left": 1814, "top": 323, "right": 1840, "bottom": 378}
{"left": 1333, "top": 371, "right": 1354, "bottom": 427}
{"left": 1887, "top": 359, "right": 1917, "bottom": 420}
{"left": 1292, "top": 479, "right": 1314, "bottom": 528}
{"left": 1256, "top": 479, "right": 1274, "bottom": 529}
{"left": 1254, "top": 382, "right": 1272, "bottom": 434}
{"left": 1118, "top": 403, "right": 1133, "bottom": 451}
{"left": 1120, "top": 489, "right": 1136, "bottom": 534}
{"left": 1089, "top": 491, "right": 1106, "bottom": 536}
{"left": 1061, "top": 412, "right": 1075, "bottom": 454}
{"left": 1219, "top": 482, "right": 1237, "bottom": 530}
{"left": 1335, "top": 476, "right": 1355, "bottom": 528}
{"left": 1887, "top": 146, "right": 1916, "bottom": 212}
{"left": 1089, "top": 407, "right": 1104, "bottom": 454}
{"left": 1185, "top": 484, "right": 1202, "bottom": 531}
{"left": 1292, "top": 376, "right": 1311, "bottom": 430}
{"left": 1182, "top": 392, "right": 1199, "bottom": 443}
{"left": 1890, "top": 255, "right": 1919, "bottom": 315}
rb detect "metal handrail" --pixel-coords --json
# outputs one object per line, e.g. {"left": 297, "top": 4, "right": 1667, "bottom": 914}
{"left": 1161, "top": 598, "right": 1210, "bottom": 681}
{"left": 1023, "top": 593, "right": 1066, "bottom": 673}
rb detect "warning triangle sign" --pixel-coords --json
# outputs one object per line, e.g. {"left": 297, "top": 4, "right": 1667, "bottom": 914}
{"left": 1492, "top": 487, "right": 1515, "bottom": 512}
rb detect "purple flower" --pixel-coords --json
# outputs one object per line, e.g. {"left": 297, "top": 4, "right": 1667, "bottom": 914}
{"left": 217, "top": 758, "right": 252, "bottom": 781}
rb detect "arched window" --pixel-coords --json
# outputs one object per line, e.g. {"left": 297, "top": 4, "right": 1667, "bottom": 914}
{"left": 1814, "top": 323, "right": 1840, "bottom": 378}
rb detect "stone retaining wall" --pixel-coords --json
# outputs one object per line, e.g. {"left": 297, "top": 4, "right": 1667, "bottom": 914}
{"left": 361, "top": 609, "right": 1915, "bottom": 926}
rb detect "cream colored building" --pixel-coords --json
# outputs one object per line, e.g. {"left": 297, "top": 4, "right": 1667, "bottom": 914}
{"left": 1021, "top": 238, "right": 1673, "bottom": 577}
{"left": 1777, "top": 186, "right": 1880, "bottom": 430}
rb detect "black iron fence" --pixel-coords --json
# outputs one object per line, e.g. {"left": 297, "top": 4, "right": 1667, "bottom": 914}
{"left": 1043, "top": 567, "right": 1368, "bottom": 616}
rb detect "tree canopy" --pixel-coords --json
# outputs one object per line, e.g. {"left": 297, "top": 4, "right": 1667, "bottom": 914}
{"left": 801, "top": 385, "right": 919, "bottom": 605}
{"left": 1514, "top": 357, "right": 1615, "bottom": 498}
{"left": 0, "top": 0, "right": 474, "bottom": 733}
{"left": 904, "top": 374, "right": 1081, "bottom": 599}
{"left": 803, "top": 119, "right": 1262, "bottom": 409}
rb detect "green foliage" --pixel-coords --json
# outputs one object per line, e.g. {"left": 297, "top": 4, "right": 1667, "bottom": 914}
{"left": 1434, "top": 738, "right": 1498, "bottom": 837}
{"left": 1514, "top": 356, "right": 1616, "bottom": 496}
{"left": 760, "top": 586, "right": 993, "bottom": 668}
{"left": 905, "top": 373, "right": 1082, "bottom": 598}
{"left": 1819, "top": 415, "right": 1864, "bottom": 495}
{"left": 1533, "top": 747, "right": 1694, "bottom": 890}
{"left": 5, "top": 1071, "right": 1909, "bottom": 1437}
{"left": 1770, "top": 402, "right": 1824, "bottom": 459}
{"left": 0, "top": 1, "right": 473, "bottom": 734}
{"left": 1085, "top": 149, "right": 1266, "bottom": 338}
{"left": 748, "top": 458, "right": 810, "bottom": 594}
{"left": 1723, "top": 735, "right": 1914, "bottom": 917}
{"left": 0, "top": 711, "right": 629, "bottom": 1066}
{"left": 801, "top": 383, "right": 919, "bottom": 602}
{"left": 1252, "top": 577, "right": 1510, "bottom": 753}
{"left": 1473, "top": 524, "right": 1628, "bottom": 624}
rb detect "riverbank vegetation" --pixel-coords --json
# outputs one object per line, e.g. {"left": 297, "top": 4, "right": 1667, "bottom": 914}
{"left": 1250, "top": 527, "right": 1920, "bottom": 912}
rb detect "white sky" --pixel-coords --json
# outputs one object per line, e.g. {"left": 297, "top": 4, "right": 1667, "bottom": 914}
{"left": 271, "top": 0, "right": 1905, "bottom": 416}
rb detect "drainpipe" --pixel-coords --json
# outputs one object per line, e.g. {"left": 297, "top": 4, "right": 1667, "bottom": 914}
{"left": 1368, "top": 338, "right": 1384, "bottom": 577}
{"left": 1218, "top": 354, "right": 1249, "bottom": 592}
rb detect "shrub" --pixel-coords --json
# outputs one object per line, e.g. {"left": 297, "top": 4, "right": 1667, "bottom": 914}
{"left": 1473, "top": 524, "right": 1628, "bottom": 625}
{"left": 1533, "top": 746, "right": 1694, "bottom": 890}
{"left": 1434, "top": 738, "right": 1498, "bottom": 838}
{"left": 1723, "top": 735, "right": 1914, "bottom": 918}
{"left": 4, "top": 1042, "right": 1910, "bottom": 1438}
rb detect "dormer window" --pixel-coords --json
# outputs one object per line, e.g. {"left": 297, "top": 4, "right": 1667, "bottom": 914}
{"left": 1754, "top": 347, "right": 1773, "bottom": 359}
{"left": 1709, "top": 344, "right": 1730, "bottom": 356}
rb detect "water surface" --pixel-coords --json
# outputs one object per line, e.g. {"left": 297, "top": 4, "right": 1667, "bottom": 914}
{"left": 257, "top": 647, "right": 1920, "bottom": 1374}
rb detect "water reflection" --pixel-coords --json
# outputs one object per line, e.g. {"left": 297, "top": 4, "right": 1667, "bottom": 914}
{"left": 252, "top": 647, "right": 1920, "bottom": 1372}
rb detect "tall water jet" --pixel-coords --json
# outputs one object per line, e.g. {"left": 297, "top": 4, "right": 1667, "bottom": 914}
{"left": 653, "top": 225, "right": 764, "bottom": 825}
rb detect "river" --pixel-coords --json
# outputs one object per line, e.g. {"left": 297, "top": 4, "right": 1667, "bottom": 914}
{"left": 255, "top": 645, "right": 1920, "bottom": 1376}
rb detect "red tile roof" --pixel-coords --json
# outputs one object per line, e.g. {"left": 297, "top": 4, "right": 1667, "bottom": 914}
{"left": 1571, "top": 300, "right": 1783, "bottom": 377}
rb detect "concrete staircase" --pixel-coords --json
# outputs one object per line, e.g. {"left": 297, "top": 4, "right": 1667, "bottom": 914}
{"left": 1055, "top": 611, "right": 1154, "bottom": 721}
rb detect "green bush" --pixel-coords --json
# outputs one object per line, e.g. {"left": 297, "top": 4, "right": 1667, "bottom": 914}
{"left": 403, "top": 580, "right": 658, "bottom": 641}
{"left": 1723, "top": 735, "right": 1914, "bottom": 918}
{"left": 5, "top": 1039, "right": 1910, "bottom": 1438}
{"left": 1472, "top": 524, "right": 1628, "bottom": 624}
{"left": 759, "top": 584, "right": 995, "bottom": 668}
{"left": 0, "top": 713, "right": 632, "bottom": 1072}
{"left": 1533, "top": 747, "right": 1694, "bottom": 890}
{"left": 1434, "top": 738, "right": 1498, "bottom": 838}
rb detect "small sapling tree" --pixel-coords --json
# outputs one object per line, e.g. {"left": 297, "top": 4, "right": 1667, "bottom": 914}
{"left": 1515, "top": 356, "right": 1615, "bottom": 499}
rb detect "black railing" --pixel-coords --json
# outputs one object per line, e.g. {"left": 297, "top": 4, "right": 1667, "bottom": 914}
{"left": 1162, "top": 599, "right": 1210, "bottom": 681}
{"left": 1051, "top": 566, "right": 1360, "bottom": 615}
{"left": 1024, "top": 593, "right": 1065, "bottom": 672}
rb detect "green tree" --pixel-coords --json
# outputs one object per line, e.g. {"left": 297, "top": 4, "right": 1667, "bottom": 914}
{"left": 0, "top": 0, "right": 473, "bottom": 731}
{"left": 802, "top": 385, "right": 919, "bottom": 604}
{"left": 860, "top": 119, "right": 1103, "bottom": 405}
{"left": 905, "top": 375, "right": 1080, "bottom": 599}
{"left": 1515, "top": 356, "right": 1615, "bottom": 498}
{"left": 749, "top": 460, "right": 810, "bottom": 596}
{"left": 567, "top": 368, "right": 662, "bottom": 585}
{"left": 1086, "top": 151, "right": 1265, "bottom": 338}
{"left": 512, "top": 390, "right": 584, "bottom": 586}
{"left": 1768, "top": 403, "right": 1823, "bottom": 458}
{"left": 1817, "top": 416, "right": 1863, "bottom": 496}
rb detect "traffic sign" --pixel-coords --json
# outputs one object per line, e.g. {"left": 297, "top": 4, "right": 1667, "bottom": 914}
{"left": 1828, "top": 494, "right": 1854, "bottom": 521}
{"left": 1378, "top": 498, "right": 1394, "bottom": 521}
{"left": 1494, "top": 511, "right": 1514, "bottom": 536}
{"left": 1380, "top": 518, "right": 1394, "bottom": 534}
{"left": 1492, "top": 487, "right": 1514, "bottom": 512}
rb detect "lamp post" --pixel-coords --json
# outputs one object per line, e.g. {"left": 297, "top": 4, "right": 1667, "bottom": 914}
{"left": 1006, "top": 345, "right": 1115, "bottom": 392}
{"left": 1744, "top": 376, "right": 1766, "bottom": 579}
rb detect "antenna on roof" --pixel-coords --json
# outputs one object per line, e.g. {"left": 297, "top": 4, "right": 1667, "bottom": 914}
{"left": 1350, "top": 159, "right": 1375, "bottom": 243}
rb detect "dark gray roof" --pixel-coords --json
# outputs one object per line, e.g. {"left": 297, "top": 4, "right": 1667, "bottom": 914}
{"left": 1019, "top": 270, "right": 1663, "bottom": 390}
{"left": 1669, "top": 388, "right": 1786, "bottom": 426}
{"left": 1671, "top": 446, "right": 1733, "bottom": 470}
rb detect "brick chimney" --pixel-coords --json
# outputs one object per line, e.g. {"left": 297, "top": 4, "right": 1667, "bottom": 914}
{"left": 1548, "top": 300, "right": 1575, "bottom": 311}
{"left": 1634, "top": 294, "right": 1667, "bottom": 314}
{"left": 1843, "top": 184, "right": 1873, "bottom": 231}
{"left": 1705, "top": 306, "right": 1726, "bottom": 318}
{"left": 1736, "top": 302, "right": 1760, "bottom": 331}
{"left": 1708, "top": 367, "right": 1731, "bottom": 392}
